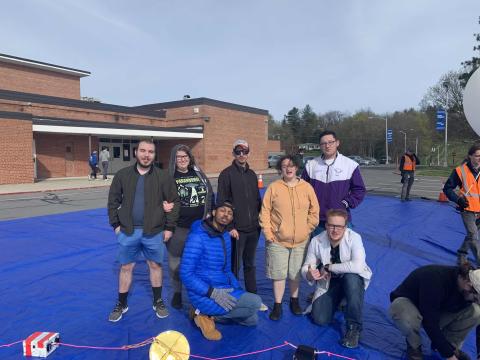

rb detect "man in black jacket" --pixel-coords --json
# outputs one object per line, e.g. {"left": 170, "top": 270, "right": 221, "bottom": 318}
{"left": 390, "top": 264, "right": 480, "bottom": 360}
{"left": 107, "top": 139, "right": 180, "bottom": 322}
{"left": 217, "top": 139, "right": 262, "bottom": 297}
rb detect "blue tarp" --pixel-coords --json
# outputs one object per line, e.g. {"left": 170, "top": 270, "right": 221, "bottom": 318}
{"left": 0, "top": 195, "right": 476, "bottom": 359}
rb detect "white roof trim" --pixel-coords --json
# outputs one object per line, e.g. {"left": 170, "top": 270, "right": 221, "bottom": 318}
{"left": 0, "top": 55, "right": 90, "bottom": 77}
{"left": 32, "top": 124, "right": 203, "bottom": 139}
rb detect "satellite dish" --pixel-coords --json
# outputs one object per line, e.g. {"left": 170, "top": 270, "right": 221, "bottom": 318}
{"left": 463, "top": 66, "right": 480, "bottom": 136}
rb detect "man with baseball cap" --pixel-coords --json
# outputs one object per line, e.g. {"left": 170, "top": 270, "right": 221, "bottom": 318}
{"left": 390, "top": 263, "right": 480, "bottom": 360}
{"left": 217, "top": 140, "right": 263, "bottom": 303}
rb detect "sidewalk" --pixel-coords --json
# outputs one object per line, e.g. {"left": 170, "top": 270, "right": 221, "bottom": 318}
{"left": 0, "top": 169, "right": 278, "bottom": 195}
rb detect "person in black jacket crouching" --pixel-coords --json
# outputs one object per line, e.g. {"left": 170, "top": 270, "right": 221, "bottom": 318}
{"left": 390, "top": 263, "right": 480, "bottom": 360}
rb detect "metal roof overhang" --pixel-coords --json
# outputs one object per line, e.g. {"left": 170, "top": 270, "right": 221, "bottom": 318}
{"left": 32, "top": 123, "right": 203, "bottom": 139}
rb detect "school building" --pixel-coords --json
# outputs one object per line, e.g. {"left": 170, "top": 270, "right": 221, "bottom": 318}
{"left": 0, "top": 53, "right": 271, "bottom": 185}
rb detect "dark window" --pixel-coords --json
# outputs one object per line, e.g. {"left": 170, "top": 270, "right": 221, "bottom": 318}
{"left": 99, "top": 138, "right": 110, "bottom": 143}
{"left": 131, "top": 139, "right": 139, "bottom": 144}
{"left": 113, "top": 147, "right": 121, "bottom": 159}
{"left": 123, "top": 139, "right": 131, "bottom": 144}
{"left": 111, "top": 139, "right": 122, "bottom": 143}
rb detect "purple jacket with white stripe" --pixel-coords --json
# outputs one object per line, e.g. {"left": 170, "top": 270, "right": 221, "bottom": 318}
{"left": 301, "top": 153, "right": 366, "bottom": 222}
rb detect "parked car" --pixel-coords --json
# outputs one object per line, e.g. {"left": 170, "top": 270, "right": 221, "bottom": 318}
{"left": 268, "top": 155, "right": 282, "bottom": 168}
{"left": 347, "top": 155, "right": 363, "bottom": 164}
{"left": 379, "top": 156, "right": 392, "bottom": 164}
{"left": 302, "top": 156, "right": 315, "bottom": 166}
{"left": 363, "top": 157, "right": 378, "bottom": 166}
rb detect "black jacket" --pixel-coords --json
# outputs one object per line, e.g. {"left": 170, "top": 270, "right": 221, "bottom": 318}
{"left": 108, "top": 164, "right": 180, "bottom": 235}
{"left": 390, "top": 265, "right": 472, "bottom": 358}
{"left": 217, "top": 161, "right": 261, "bottom": 232}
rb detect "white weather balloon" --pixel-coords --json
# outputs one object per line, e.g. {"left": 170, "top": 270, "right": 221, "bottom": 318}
{"left": 464, "top": 66, "right": 480, "bottom": 136}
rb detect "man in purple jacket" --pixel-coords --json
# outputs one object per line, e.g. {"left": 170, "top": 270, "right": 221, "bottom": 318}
{"left": 301, "top": 130, "right": 366, "bottom": 235}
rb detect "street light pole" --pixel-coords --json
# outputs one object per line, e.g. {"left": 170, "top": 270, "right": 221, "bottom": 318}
{"left": 399, "top": 131, "right": 407, "bottom": 153}
{"left": 384, "top": 116, "right": 389, "bottom": 165}
{"left": 368, "top": 115, "right": 388, "bottom": 164}
{"left": 443, "top": 82, "right": 449, "bottom": 167}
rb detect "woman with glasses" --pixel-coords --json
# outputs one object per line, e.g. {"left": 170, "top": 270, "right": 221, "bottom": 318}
{"left": 164, "top": 144, "right": 215, "bottom": 309}
{"left": 259, "top": 155, "right": 319, "bottom": 320}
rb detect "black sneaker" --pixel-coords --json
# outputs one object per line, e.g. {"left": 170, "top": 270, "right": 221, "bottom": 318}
{"left": 340, "top": 325, "right": 360, "bottom": 349}
{"left": 269, "top": 303, "right": 282, "bottom": 321}
{"left": 171, "top": 292, "right": 182, "bottom": 310}
{"left": 108, "top": 302, "right": 128, "bottom": 322}
{"left": 153, "top": 298, "right": 169, "bottom": 318}
{"left": 406, "top": 340, "right": 423, "bottom": 360}
{"left": 289, "top": 297, "right": 303, "bottom": 315}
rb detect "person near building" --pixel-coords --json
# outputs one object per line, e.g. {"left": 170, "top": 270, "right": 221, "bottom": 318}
{"left": 164, "top": 144, "right": 215, "bottom": 310}
{"left": 301, "top": 209, "right": 372, "bottom": 349}
{"left": 107, "top": 139, "right": 180, "bottom": 322}
{"left": 301, "top": 130, "right": 366, "bottom": 235}
{"left": 100, "top": 146, "right": 110, "bottom": 180}
{"left": 88, "top": 150, "right": 98, "bottom": 180}
{"left": 399, "top": 149, "right": 420, "bottom": 201}
{"left": 389, "top": 263, "right": 480, "bottom": 360}
{"left": 259, "top": 155, "right": 319, "bottom": 321}
{"left": 180, "top": 201, "right": 262, "bottom": 341}
{"left": 217, "top": 140, "right": 264, "bottom": 305}
{"left": 444, "top": 144, "right": 480, "bottom": 266}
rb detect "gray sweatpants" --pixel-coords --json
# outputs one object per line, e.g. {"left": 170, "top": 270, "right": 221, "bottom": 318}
{"left": 389, "top": 297, "right": 480, "bottom": 350}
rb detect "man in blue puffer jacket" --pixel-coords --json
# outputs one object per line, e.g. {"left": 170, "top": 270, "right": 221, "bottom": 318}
{"left": 180, "top": 201, "right": 261, "bottom": 340}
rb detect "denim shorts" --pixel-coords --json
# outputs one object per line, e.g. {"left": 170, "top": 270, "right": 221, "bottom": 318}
{"left": 117, "top": 228, "right": 165, "bottom": 264}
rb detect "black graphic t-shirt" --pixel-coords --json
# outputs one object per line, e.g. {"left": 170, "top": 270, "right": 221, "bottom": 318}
{"left": 174, "top": 169, "right": 206, "bottom": 228}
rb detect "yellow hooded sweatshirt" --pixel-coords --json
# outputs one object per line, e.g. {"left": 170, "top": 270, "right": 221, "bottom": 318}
{"left": 259, "top": 178, "right": 319, "bottom": 248}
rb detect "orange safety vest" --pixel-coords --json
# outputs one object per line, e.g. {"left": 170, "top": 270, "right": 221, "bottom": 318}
{"left": 402, "top": 155, "right": 416, "bottom": 171}
{"left": 456, "top": 163, "right": 480, "bottom": 212}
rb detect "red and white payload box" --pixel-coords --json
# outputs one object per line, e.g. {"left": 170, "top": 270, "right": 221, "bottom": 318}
{"left": 23, "top": 332, "right": 60, "bottom": 358}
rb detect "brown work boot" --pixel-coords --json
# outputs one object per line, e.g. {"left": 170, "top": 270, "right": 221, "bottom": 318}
{"left": 194, "top": 314, "right": 222, "bottom": 341}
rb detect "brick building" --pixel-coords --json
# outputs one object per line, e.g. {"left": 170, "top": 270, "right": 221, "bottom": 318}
{"left": 0, "top": 53, "right": 269, "bottom": 185}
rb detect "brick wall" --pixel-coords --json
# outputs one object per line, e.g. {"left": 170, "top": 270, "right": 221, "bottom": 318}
{"left": 267, "top": 140, "right": 281, "bottom": 152}
{"left": 0, "top": 118, "right": 33, "bottom": 184}
{"left": 0, "top": 62, "right": 81, "bottom": 99}
{"left": 202, "top": 106, "right": 268, "bottom": 173}
{"left": 34, "top": 133, "right": 94, "bottom": 179}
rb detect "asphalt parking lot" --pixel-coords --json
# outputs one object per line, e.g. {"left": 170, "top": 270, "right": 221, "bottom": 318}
{"left": 0, "top": 166, "right": 447, "bottom": 220}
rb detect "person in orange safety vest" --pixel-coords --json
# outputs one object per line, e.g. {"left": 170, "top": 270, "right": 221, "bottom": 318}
{"left": 443, "top": 143, "right": 480, "bottom": 266}
{"left": 399, "top": 149, "right": 420, "bottom": 202}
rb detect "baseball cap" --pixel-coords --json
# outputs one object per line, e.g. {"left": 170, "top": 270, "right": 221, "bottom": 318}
{"left": 233, "top": 139, "right": 249, "bottom": 149}
{"left": 215, "top": 200, "right": 235, "bottom": 211}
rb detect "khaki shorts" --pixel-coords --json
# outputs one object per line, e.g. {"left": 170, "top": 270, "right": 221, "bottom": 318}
{"left": 265, "top": 241, "right": 308, "bottom": 280}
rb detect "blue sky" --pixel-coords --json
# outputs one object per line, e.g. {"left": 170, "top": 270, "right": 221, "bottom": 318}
{"left": 2, "top": 1, "right": 479, "bottom": 120}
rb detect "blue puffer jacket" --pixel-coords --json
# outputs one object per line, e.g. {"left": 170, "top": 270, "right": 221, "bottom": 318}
{"left": 180, "top": 219, "right": 244, "bottom": 315}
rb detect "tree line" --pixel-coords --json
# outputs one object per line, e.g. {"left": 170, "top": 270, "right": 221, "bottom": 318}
{"left": 269, "top": 17, "right": 480, "bottom": 166}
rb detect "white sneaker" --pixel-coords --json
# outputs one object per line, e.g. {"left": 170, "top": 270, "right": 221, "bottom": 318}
{"left": 259, "top": 303, "right": 268, "bottom": 312}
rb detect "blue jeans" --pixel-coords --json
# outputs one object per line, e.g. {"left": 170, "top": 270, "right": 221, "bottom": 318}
{"left": 311, "top": 273, "right": 364, "bottom": 329}
{"left": 215, "top": 292, "right": 261, "bottom": 326}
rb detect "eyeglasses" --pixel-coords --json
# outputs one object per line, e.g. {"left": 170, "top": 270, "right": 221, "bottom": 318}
{"left": 233, "top": 148, "right": 249, "bottom": 156}
{"left": 326, "top": 224, "right": 346, "bottom": 231}
{"left": 176, "top": 155, "right": 189, "bottom": 160}
{"left": 320, "top": 140, "right": 337, "bottom": 147}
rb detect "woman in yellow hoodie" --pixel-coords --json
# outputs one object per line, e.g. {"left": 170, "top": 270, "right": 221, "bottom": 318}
{"left": 260, "top": 155, "right": 320, "bottom": 320}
